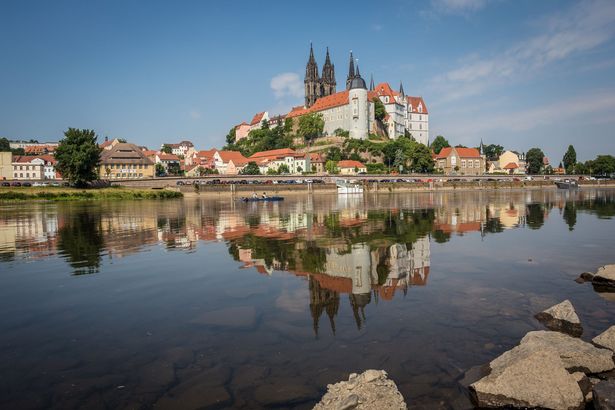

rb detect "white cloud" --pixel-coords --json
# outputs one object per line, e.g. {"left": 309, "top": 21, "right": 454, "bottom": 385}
{"left": 430, "top": 0, "right": 615, "bottom": 103}
{"left": 270, "top": 72, "right": 303, "bottom": 99}
{"left": 427, "top": 0, "right": 489, "bottom": 16}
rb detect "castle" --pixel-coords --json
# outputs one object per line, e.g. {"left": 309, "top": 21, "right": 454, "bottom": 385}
{"left": 235, "top": 45, "right": 430, "bottom": 145}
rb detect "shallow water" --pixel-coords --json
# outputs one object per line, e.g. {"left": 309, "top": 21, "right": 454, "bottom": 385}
{"left": 1, "top": 189, "right": 614, "bottom": 409}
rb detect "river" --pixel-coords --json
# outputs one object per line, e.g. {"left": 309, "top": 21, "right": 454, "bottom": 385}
{"left": 1, "top": 189, "right": 614, "bottom": 409}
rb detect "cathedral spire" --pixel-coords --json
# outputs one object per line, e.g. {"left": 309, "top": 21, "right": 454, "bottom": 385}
{"left": 369, "top": 74, "right": 374, "bottom": 91}
{"left": 305, "top": 43, "right": 321, "bottom": 108}
{"left": 346, "top": 51, "right": 355, "bottom": 90}
{"left": 399, "top": 81, "right": 405, "bottom": 98}
{"left": 321, "top": 46, "right": 336, "bottom": 97}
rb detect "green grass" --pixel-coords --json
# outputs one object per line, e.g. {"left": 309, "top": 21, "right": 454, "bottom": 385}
{"left": 0, "top": 187, "right": 182, "bottom": 202}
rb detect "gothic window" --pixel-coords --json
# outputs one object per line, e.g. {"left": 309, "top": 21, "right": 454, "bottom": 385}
{"left": 352, "top": 97, "right": 359, "bottom": 118}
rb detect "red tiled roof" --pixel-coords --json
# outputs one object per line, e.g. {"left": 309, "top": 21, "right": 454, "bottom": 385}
{"left": 374, "top": 82, "right": 399, "bottom": 101}
{"left": 407, "top": 96, "right": 428, "bottom": 114}
{"left": 286, "top": 105, "right": 309, "bottom": 119}
{"left": 250, "top": 112, "right": 266, "bottom": 126}
{"left": 309, "top": 90, "right": 350, "bottom": 112}
{"left": 217, "top": 150, "right": 249, "bottom": 164}
{"left": 337, "top": 160, "right": 366, "bottom": 169}
{"left": 12, "top": 155, "right": 43, "bottom": 163}
{"left": 309, "top": 153, "right": 325, "bottom": 162}
{"left": 196, "top": 149, "right": 216, "bottom": 158}
{"left": 435, "top": 147, "right": 482, "bottom": 159}
{"left": 250, "top": 148, "right": 299, "bottom": 160}
{"left": 158, "top": 153, "right": 180, "bottom": 161}
{"left": 503, "top": 162, "right": 519, "bottom": 169}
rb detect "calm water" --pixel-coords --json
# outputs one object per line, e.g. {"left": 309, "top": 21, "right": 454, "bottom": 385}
{"left": 1, "top": 189, "right": 615, "bottom": 409}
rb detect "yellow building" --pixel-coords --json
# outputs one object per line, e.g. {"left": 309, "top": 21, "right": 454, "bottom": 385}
{"left": 99, "top": 143, "right": 155, "bottom": 179}
{"left": 0, "top": 152, "right": 12, "bottom": 180}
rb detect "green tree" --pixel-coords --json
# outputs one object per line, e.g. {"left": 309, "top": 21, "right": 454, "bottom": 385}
{"left": 430, "top": 135, "right": 450, "bottom": 154}
{"left": 334, "top": 128, "right": 350, "bottom": 137}
{"left": 326, "top": 146, "right": 345, "bottom": 162}
{"left": 196, "top": 166, "right": 206, "bottom": 177}
{"left": 483, "top": 144, "right": 504, "bottom": 161}
{"left": 55, "top": 128, "right": 101, "bottom": 187}
{"left": 526, "top": 148, "right": 545, "bottom": 174}
{"left": 325, "top": 160, "right": 338, "bottom": 174}
{"left": 284, "top": 117, "right": 294, "bottom": 134}
{"left": 167, "top": 162, "right": 182, "bottom": 176}
{"left": 161, "top": 144, "right": 173, "bottom": 154}
{"left": 590, "top": 155, "right": 615, "bottom": 176}
{"left": 373, "top": 98, "right": 386, "bottom": 121}
{"left": 297, "top": 113, "right": 324, "bottom": 146}
{"left": 266, "top": 167, "right": 278, "bottom": 175}
{"left": 225, "top": 127, "right": 236, "bottom": 145}
{"left": 155, "top": 163, "right": 166, "bottom": 176}
{"left": 563, "top": 145, "right": 576, "bottom": 174}
{"left": 0, "top": 137, "right": 10, "bottom": 151}
{"left": 241, "top": 161, "right": 261, "bottom": 175}
{"left": 277, "top": 163, "right": 290, "bottom": 174}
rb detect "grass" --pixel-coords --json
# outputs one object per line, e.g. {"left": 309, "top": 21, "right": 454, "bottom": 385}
{"left": 0, "top": 186, "right": 183, "bottom": 202}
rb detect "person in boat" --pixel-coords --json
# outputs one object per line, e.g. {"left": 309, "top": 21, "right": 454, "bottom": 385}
{"left": 262, "top": 192, "right": 268, "bottom": 199}
{"left": 252, "top": 192, "right": 258, "bottom": 199}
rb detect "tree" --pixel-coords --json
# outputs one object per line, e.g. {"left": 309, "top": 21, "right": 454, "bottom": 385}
{"left": 241, "top": 161, "right": 261, "bottom": 175}
{"left": 297, "top": 113, "right": 324, "bottom": 146}
{"left": 590, "top": 155, "right": 615, "bottom": 176}
{"left": 334, "top": 128, "right": 350, "bottom": 138}
{"left": 196, "top": 166, "right": 206, "bottom": 177}
{"left": 526, "top": 148, "right": 545, "bottom": 174}
{"left": 430, "top": 135, "right": 450, "bottom": 154}
{"left": 225, "top": 126, "right": 236, "bottom": 146}
{"left": 373, "top": 98, "right": 386, "bottom": 121}
{"left": 118, "top": 138, "right": 127, "bottom": 143}
{"left": 55, "top": 128, "right": 101, "bottom": 187}
{"left": 284, "top": 117, "right": 294, "bottom": 134}
{"left": 167, "top": 162, "right": 182, "bottom": 176}
{"left": 563, "top": 145, "right": 577, "bottom": 174}
{"left": 483, "top": 144, "right": 504, "bottom": 161}
{"left": 277, "top": 163, "right": 290, "bottom": 174}
{"left": 0, "top": 137, "right": 10, "bottom": 151}
{"left": 325, "top": 160, "right": 338, "bottom": 174}
{"left": 161, "top": 144, "right": 173, "bottom": 154}
{"left": 155, "top": 163, "right": 166, "bottom": 177}
{"left": 326, "top": 146, "right": 345, "bottom": 162}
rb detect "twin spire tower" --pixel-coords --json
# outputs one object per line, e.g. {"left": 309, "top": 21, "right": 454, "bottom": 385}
{"left": 304, "top": 44, "right": 364, "bottom": 108}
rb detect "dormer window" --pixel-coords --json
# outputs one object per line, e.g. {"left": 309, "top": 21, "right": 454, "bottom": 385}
{"left": 384, "top": 96, "right": 389, "bottom": 103}
{"left": 418, "top": 104, "right": 423, "bottom": 113}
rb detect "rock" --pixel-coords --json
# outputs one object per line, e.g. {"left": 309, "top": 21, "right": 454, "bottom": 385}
{"left": 596, "top": 292, "right": 615, "bottom": 302}
{"left": 593, "top": 380, "right": 615, "bottom": 409}
{"left": 190, "top": 306, "right": 256, "bottom": 328}
{"left": 580, "top": 272, "right": 595, "bottom": 281}
{"left": 572, "top": 371, "right": 592, "bottom": 397}
{"left": 470, "top": 348, "right": 584, "bottom": 410}
{"left": 593, "top": 264, "right": 615, "bottom": 291}
{"left": 313, "top": 370, "right": 407, "bottom": 410}
{"left": 534, "top": 299, "right": 583, "bottom": 337}
{"left": 520, "top": 331, "right": 614, "bottom": 373}
{"left": 594, "top": 326, "right": 615, "bottom": 352}
{"left": 459, "top": 364, "right": 491, "bottom": 388}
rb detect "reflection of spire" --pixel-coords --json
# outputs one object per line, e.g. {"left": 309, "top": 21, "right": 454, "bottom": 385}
{"left": 349, "top": 293, "right": 371, "bottom": 330}
{"left": 309, "top": 276, "right": 340, "bottom": 337}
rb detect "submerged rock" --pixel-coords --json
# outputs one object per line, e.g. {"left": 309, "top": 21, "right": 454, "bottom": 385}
{"left": 593, "top": 265, "right": 615, "bottom": 291}
{"left": 535, "top": 299, "right": 583, "bottom": 337}
{"left": 593, "top": 326, "right": 615, "bottom": 352}
{"left": 593, "top": 380, "right": 615, "bottom": 410}
{"left": 470, "top": 348, "right": 584, "bottom": 410}
{"left": 578, "top": 272, "right": 595, "bottom": 283}
{"left": 520, "top": 331, "right": 615, "bottom": 374}
{"left": 313, "top": 370, "right": 406, "bottom": 410}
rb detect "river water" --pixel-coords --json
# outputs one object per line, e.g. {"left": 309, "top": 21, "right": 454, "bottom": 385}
{"left": 1, "top": 189, "right": 614, "bottom": 409}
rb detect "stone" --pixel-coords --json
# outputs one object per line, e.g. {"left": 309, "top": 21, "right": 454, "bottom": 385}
{"left": 470, "top": 348, "right": 584, "bottom": 410}
{"left": 593, "top": 264, "right": 615, "bottom": 291}
{"left": 313, "top": 370, "right": 407, "bottom": 410}
{"left": 593, "top": 380, "right": 615, "bottom": 409}
{"left": 459, "top": 364, "right": 490, "bottom": 388}
{"left": 572, "top": 371, "right": 592, "bottom": 397}
{"left": 534, "top": 299, "right": 583, "bottom": 337}
{"left": 520, "top": 331, "right": 614, "bottom": 374}
{"left": 190, "top": 306, "right": 256, "bottom": 328}
{"left": 580, "top": 272, "right": 595, "bottom": 281}
{"left": 594, "top": 326, "right": 615, "bottom": 352}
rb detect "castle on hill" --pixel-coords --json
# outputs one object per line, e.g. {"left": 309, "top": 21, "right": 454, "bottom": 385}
{"left": 235, "top": 45, "right": 429, "bottom": 145}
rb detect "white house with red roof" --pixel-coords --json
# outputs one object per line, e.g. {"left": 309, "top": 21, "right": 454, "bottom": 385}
{"left": 249, "top": 112, "right": 269, "bottom": 131}
{"left": 161, "top": 141, "right": 194, "bottom": 157}
{"left": 249, "top": 148, "right": 309, "bottom": 174}
{"left": 155, "top": 152, "right": 181, "bottom": 171}
{"left": 434, "top": 147, "right": 485, "bottom": 176}
{"left": 213, "top": 150, "right": 249, "bottom": 175}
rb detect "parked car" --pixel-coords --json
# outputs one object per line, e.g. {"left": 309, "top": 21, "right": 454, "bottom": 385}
{"left": 22, "top": 182, "right": 32, "bottom": 187}
{"left": 11, "top": 182, "right": 21, "bottom": 187}
{"left": 176, "top": 181, "right": 184, "bottom": 186}
{"left": 51, "top": 182, "right": 61, "bottom": 187}
{"left": 1, "top": 181, "right": 10, "bottom": 187}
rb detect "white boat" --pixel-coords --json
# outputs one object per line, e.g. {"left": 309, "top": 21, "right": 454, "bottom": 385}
{"left": 336, "top": 179, "right": 363, "bottom": 194}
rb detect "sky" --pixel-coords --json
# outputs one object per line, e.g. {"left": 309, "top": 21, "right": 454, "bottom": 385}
{"left": 1, "top": 0, "right": 615, "bottom": 163}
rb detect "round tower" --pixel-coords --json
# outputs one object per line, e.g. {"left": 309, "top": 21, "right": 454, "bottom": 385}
{"left": 348, "top": 65, "right": 369, "bottom": 140}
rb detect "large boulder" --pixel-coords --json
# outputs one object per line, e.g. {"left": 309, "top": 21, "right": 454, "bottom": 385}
{"left": 594, "top": 326, "right": 615, "bottom": 353}
{"left": 593, "top": 265, "right": 615, "bottom": 292}
{"left": 520, "top": 331, "right": 615, "bottom": 374}
{"left": 535, "top": 300, "right": 583, "bottom": 337}
{"left": 313, "top": 370, "right": 406, "bottom": 410}
{"left": 593, "top": 380, "right": 615, "bottom": 409}
{"left": 470, "top": 347, "right": 584, "bottom": 409}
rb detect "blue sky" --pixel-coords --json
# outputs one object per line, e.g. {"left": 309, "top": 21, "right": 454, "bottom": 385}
{"left": 1, "top": 0, "right": 614, "bottom": 162}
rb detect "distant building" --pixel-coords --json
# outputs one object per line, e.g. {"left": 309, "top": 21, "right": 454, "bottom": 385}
{"left": 249, "top": 112, "right": 269, "bottom": 131}
{"left": 162, "top": 141, "right": 194, "bottom": 157}
{"left": 488, "top": 150, "right": 526, "bottom": 174}
{"left": 309, "top": 153, "right": 326, "bottom": 174}
{"left": 234, "top": 122, "right": 251, "bottom": 141}
{"left": 337, "top": 160, "right": 367, "bottom": 175}
{"left": 434, "top": 147, "right": 485, "bottom": 176}
{"left": 155, "top": 153, "right": 181, "bottom": 171}
{"left": 100, "top": 137, "right": 121, "bottom": 151}
{"left": 9, "top": 141, "right": 59, "bottom": 150}
{"left": 213, "top": 151, "right": 249, "bottom": 175}
{"left": 99, "top": 143, "right": 155, "bottom": 179}
{"left": 0, "top": 152, "right": 12, "bottom": 180}
{"left": 249, "top": 148, "right": 309, "bottom": 174}
{"left": 12, "top": 156, "right": 44, "bottom": 180}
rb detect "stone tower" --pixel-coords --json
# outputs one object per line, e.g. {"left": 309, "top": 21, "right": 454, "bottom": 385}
{"left": 348, "top": 62, "right": 369, "bottom": 140}
{"left": 321, "top": 47, "right": 336, "bottom": 98}
{"left": 304, "top": 43, "right": 321, "bottom": 108}
{"left": 346, "top": 51, "right": 355, "bottom": 90}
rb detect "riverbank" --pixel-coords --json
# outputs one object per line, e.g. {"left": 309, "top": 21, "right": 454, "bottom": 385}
{"left": 0, "top": 187, "right": 183, "bottom": 202}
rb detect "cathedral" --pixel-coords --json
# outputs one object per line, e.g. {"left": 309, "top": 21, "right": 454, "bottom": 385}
{"left": 304, "top": 44, "right": 337, "bottom": 108}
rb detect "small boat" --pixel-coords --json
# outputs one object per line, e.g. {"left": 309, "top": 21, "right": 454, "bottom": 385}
{"left": 240, "top": 196, "right": 284, "bottom": 202}
{"left": 555, "top": 179, "right": 579, "bottom": 189}
{"left": 336, "top": 179, "right": 363, "bottom": 194}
